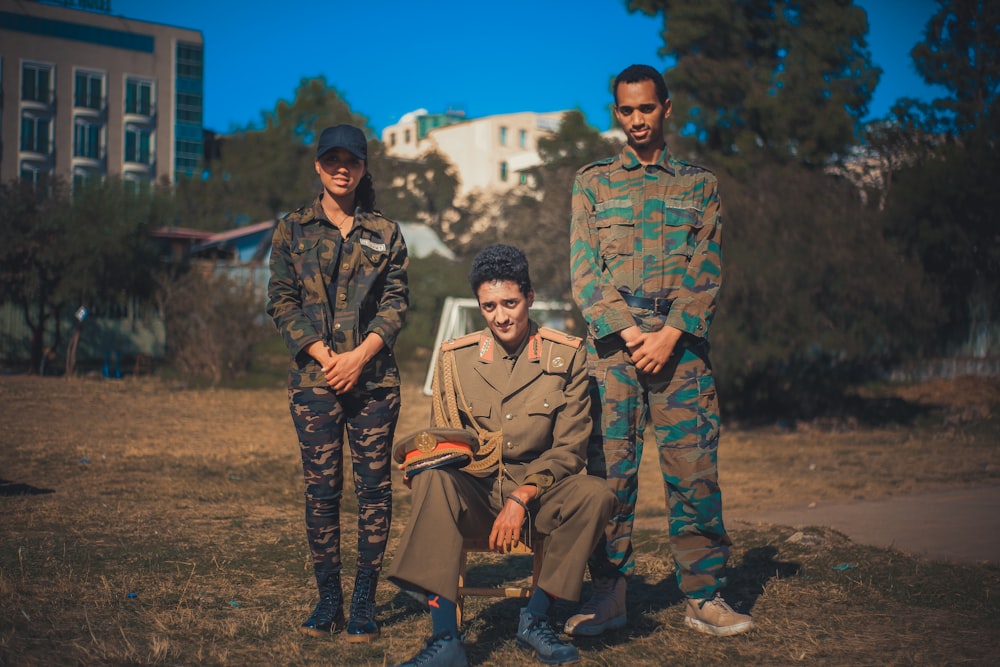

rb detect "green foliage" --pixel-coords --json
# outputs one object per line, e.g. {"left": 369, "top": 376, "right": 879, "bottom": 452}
{"left": 174, "top": 76, "right": 371, "bottom": 228}
{"left": 880, "top": 115, "right": 1000, "bottom": 356}
{"left": 0, "top": 179, "right": 69, "bottom": 365}
{"left": 910, "top": 0, "right": 1000, "bottom": 136}
{"left": 487, "top": 111, "right": 619, "bottom": 301}
{"left": 0, "top": 178, "right": 166, "bottom": 370}
{"left": 173, "top": 77, "right": 467, "bottom": 235}
{"left": 395, "top": 254, "right": 471, "bottom": 362}
{"left": 375, "top": 149, "right": 461, "bottom": 225}
{"left": 712, "top": 164, "right": 943, "bottom": 419}
{"left": 628, "top": 0, "right": 879, "bottom": 166}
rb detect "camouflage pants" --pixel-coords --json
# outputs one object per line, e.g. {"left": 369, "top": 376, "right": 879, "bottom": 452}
{"left": 586, "top": 336, "right": 731, "bottom": 599}
{"left": 289, "top": 385, "right": 399, "bottom": 576}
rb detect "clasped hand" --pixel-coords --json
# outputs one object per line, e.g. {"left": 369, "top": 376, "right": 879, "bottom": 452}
{"left": 621, "top": 324, "right": 683, "bottom": 375}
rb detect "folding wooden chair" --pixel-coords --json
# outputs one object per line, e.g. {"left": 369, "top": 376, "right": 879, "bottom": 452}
{"left": 456, "top": 534, "right": 544, "bottom": 626}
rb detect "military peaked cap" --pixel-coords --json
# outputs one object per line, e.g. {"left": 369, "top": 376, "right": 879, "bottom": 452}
{"left": 392, "top": 428, "right": 479, "bottom": 478}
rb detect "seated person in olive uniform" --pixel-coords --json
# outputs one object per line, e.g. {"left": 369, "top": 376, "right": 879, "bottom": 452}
{"left": 388, "top": 244, "right": 615, "bottom": 667}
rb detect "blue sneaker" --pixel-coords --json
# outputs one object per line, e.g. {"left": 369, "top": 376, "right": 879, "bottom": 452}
{"left": 394, "top": 631, "right": 468, "bottom": 667}
{"left": 516, "top": 609, "right": 580, "bottom": 665}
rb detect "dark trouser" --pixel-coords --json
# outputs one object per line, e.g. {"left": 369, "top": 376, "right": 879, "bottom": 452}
{"left": 388, "top": 467, "right": 614, "bottom": 603}
{"left": 586, "top": 336, "right": 731, "bottom": 599}
{"left": 289, "top": 385, "right": 399, "bottom": 576}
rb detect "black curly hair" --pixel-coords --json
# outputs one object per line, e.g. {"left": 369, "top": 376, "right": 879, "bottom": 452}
{"left": 468, "top": 244, "right": 532, "bottom": 297}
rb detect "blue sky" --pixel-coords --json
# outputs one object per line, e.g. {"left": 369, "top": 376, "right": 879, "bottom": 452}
{"left": 111, "top": 0, "right": 947, "bottom": 136}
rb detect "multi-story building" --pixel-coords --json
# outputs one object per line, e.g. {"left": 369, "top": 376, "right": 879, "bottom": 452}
{"left": 0, "top": 0, "right": 204, "bottom": 188}
{"left": 382, "top": 108, "right": 567, "bottom": 197}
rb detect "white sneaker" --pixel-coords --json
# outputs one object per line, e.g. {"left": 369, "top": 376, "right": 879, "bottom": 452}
{"left": 563, "top": 576, "right": 627, "bottom": 636}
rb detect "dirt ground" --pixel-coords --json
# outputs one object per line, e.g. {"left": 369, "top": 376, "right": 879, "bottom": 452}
{"left": 1, "top": 372, "right": 999, "bottom": 666}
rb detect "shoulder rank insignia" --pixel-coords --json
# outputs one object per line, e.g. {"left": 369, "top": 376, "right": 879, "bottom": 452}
{"left": 441, "top": 331, "right": 480, "bottom": 351}
{"left": 538, "top": 327, "right": 582, "bottom": 348}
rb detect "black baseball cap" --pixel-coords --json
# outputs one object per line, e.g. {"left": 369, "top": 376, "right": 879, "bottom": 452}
{"left": 315, "top": 124, "right": 367, "bottom": 161}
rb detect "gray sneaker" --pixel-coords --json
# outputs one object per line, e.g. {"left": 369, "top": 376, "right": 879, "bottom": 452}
{"left": 684, "top": 593, "right": 754, "bottom": 636}
{"left": 517, "top": 608, "right": 580, "bottom": 665}
{"left": 563, "top": 576, "right": 627, "bottom": 637}
{"left": 394, "top": 631, "right": 468, "bottom": 667}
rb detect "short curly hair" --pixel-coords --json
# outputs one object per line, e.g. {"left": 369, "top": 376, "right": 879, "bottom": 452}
{"left": 614, "top": 64, "right": 670, "bottom": 104}
{"left": 468, "top": 244, "right": 532, "bottom": 297}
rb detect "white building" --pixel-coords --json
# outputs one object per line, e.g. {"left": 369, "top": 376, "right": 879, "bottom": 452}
{"left": 382, "top": 109, "right": 567, "bottom": 198}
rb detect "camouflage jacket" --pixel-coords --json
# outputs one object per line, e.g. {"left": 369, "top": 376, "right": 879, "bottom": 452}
{"left": 570, "top": 143, "right": 722, "bottom": 341}
{"left": 266, "top": 195, "right": 409, "bottom": 390}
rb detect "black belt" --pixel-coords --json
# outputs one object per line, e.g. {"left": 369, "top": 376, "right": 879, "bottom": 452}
{"left": 619, "top": 291, "right": 673, "bottom": 316}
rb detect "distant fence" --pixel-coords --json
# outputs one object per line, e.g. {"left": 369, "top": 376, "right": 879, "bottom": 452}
{"left": 0, "top": 301, "right": 166, "bottom": 370}
{"left": 887, "top": 357, "right": 1000, "bottom": 383}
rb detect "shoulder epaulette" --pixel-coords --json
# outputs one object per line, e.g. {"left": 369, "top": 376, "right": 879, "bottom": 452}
{"left": 538, "top": 327, "right": 582, "bottom": 349}
{"left": 674, "top": 158, "right": 714, "bottom": 176}
{"left": 576, "top": 156, "right": 615, "bottom": 175}
{"left": 441, "top": 331, "right": 481, "bottom": 351}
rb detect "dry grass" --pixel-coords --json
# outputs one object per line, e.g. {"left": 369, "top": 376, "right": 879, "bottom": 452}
{"left": 1, "top": 373, "right": 999, "bottom": 666}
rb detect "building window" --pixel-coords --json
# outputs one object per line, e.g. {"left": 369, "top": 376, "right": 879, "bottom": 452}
{"left": 21, "top": 63, "right": 52, "bottom": 104}
{"left": 73, "top": 168, "right": 102, "bottom": 192}
{"left": 74, "top": 71, "right": 104, "bottom": 110}
{"left": 520, "top": 173, "right": 528, "bottom": 185}
{"left": 390, "top": 132, "right": 396, "bottom": 147}
{"left": 20, "top": 113, "right": 52, "bottom": 153}
{"left": 499, "top": 126, "right": 508, "bottom": 145}
{"left": 125, "top": 125, "right": 152, "bottom": 164}
{"left": 176, "top": 42, "right": 204, "bottom": 79}
{"left": 74, "top": 119, "right": 102, "bottom": 158}
{"left": 122, "top": 173, "right": 149, "bottom": 193}
{"left": 500, "top": 161, "right": 508, "bottom": 181}
{"left": 175, "top": 139, "right": 202, "bottom": 174}
{"left": 176, "top": 92, "right": 202, "bottom": 124}
{"left": 404, "top": 129, "right": 411, "bottom": 144}
{"left": 20, "top": 162, "right": 51, "bottom": 190}
{"left": 519, "top": 129, "right": 527, "bottom": 148}
{"left": 125, "top": 79, "right": 154, "bottom": 116}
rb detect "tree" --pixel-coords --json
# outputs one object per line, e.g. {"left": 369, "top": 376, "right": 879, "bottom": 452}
{"left": 880, "top": 111, "right": 1000, "bottom": 357}
{"left": 180, "top": 76, "right": 370, "bottom": 228}
{"left": 0, "top": 180, "right": 69, "bottom": 370}
{"left": 713, "top": 164, "right": 943, "bottom": 418}
{"left": 910, "top": 0, "right": 1000, "bottom": 136}
{"left": 628, "top": 0, "right": 880, "bottom": 166}
{"left": 0, "top": 178, "right": 166, "bottom": 372}
{"left": 490, "top": 111, "right": 619, "bottom": 301}
{"left": 373, "top": 149, "right": 461, "bottom": 226}
{"left": 872, "top": 0, "right": 1000, "bottom": 356}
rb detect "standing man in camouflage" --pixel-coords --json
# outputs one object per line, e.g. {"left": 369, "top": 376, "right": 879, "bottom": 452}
{"left": 565, "top": 64, "right": 753, "bottom": 637}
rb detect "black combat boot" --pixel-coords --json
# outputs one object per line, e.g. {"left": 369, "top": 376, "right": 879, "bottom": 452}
{"left": 299, "top": 570, "right": 345, "bottom": 637}
{"left": 346, "top": 566, "right": 380, "bottom": 642}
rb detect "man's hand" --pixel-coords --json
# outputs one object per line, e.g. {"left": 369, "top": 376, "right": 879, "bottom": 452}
{"left": 624, "top": 325, "right": 683, "bottom": 375}
{"left": 489, "top": 485, "right": 538, "bottom": 552}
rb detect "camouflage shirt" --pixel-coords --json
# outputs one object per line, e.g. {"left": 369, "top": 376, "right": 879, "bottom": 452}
{"left": 266, "top": 195, "right": 409, "bottom": 390}
{"left": 570, "top": 143, "right": 722, "bottom": 341}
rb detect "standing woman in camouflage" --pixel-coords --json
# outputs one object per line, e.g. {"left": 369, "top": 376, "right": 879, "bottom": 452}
{"left": 267, "top": 124, "right": 409, "bottom": 643}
